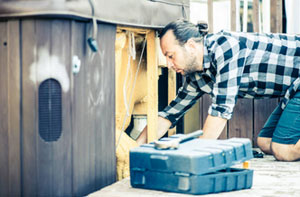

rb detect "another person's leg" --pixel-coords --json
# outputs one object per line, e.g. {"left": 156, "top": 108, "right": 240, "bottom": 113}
{"left": 270, "top": 92, "right": 300, "bottom": 161}
{"left": 257, "top": 104, "right": 283, "bottom": 154}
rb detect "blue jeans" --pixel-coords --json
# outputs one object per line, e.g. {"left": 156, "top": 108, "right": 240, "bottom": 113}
{"left": 258, "top": 91, "right": 300, "bottom": 144}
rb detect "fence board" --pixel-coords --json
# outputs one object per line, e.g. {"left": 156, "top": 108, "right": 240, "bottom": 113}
{"left": 229, "top": 99, "right": 253, "bottom": 139}
{"left": 0, "top": 20, "right": 9, "bottom": 197}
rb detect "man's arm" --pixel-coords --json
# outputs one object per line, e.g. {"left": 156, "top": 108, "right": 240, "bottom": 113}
{"left": 136, "top": 116, "right": 171, "bottom": 145}
{"left": 201, "top": 114, "right": 227, "bottom": 139}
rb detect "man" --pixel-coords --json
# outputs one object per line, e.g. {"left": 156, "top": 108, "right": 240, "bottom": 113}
{"left": 137, "top": 19, "right": 300, "bottom": 161}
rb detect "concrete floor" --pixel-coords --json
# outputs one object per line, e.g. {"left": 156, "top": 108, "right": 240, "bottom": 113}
{"left": 89, "top": 153, "right": 300, "bottom": 197}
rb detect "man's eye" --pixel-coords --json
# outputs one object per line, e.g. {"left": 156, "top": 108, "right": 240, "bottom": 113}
{"left": 168, "top": 55, "right": 173, "bottom": 59}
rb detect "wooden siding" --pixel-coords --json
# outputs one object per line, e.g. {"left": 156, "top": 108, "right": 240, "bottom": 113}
{"left": 0, "top": 19, "right": 116, "bottom": 196}
{"left": 0, "top": 19, "right": 21, "bottom": 197}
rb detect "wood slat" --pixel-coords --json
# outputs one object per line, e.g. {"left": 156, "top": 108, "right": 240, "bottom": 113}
{"left": 93, "top": 23, "right": 116, "bottom": 190}
{"left": 229, "top": 99, "right": 253, "bottom": 139}
{"left": 7, "top": 19, "right": 21, "bottom": 197}
{"left": 34, "top": 19, "right": 53, "bottom": 197}
{"left": 253, "top": 0, "right": 260, "bottom": 32}
{"left": 146, "top": 30, "right": 158, "bottom": 142}
{"left": 184, "top": 101, "right": 201, "bottom": 134}
{"left": 0, "top": 20, "right": 9, "bottom": 197}
{"left": 21, "top": 19, "right": 38, "bottom": 197}
{"left": 168, "top": 69, "right": 176, "bottom": 136}
{"left": 270, "top": 0, "right": 282, "bottom": 33}
{"left": 50, "top": 19, "right": 72, "bottom": 196}
{"left": 71, "top": 20, "right": 91, "bottom": 196}
{"left": 230, "top": 0, "right": 237, "bottom": 31}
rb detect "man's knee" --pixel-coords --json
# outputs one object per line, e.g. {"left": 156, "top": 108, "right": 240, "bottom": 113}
{"left": 257, "top": 137, "right": 272, "bottom": 154}
{"left": 271, "top": 142, "right": 298, "bottom": 161}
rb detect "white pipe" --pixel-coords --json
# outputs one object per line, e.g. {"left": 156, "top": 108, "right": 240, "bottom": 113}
{"left": 130, "top": 115, "right": 147, "bottom": 140}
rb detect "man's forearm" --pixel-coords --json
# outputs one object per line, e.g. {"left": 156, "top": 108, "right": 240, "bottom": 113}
{"left": 136, "top": 116, "right": 171, "bottom": 145}
{"left": 201, "top": 114, "right": 227, "bottom": 139}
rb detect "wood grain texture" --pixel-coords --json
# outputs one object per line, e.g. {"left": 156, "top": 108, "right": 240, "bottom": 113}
{"left": 252, "top": 0, "right": 260, "bottom": 32}
{"left": 72, "top": 21, "right": 117, "bottom": 195}
{"left": 168, "top": 69, "right": 177, "bottom": 136}
{"left": 270, "top": 0, "right": 282, "bottom": 33}
{"left": 20, "top": 18, "right": 116, "bottom": 197}
{"left": 0, "top": 20, "right": 9, "bottom": 197}
{"left": 21, "top": 19, "right": 38, "bottom": 197}
{"left": 146, "top": 30, "right": 158, "bottom": 142}
{"left": 7, "top": 19, "right": 21, "bottom": 197}
{"left": 230, "top": 0, "right": 236, "bottom": 31}
{"left": 229, "top": 99, "right": 253, "bottom": 140}
{"left": 50, "top": 19, "right": 72, "bottom": 196}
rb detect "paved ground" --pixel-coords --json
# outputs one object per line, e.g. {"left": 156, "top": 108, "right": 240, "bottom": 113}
{"left": 89, "top": 153, "right": 300, "bottom": 197}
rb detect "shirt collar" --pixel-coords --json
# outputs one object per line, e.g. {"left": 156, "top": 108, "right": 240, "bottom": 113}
{"left": 202, "top": 35, "right": 212, "bottom": 70}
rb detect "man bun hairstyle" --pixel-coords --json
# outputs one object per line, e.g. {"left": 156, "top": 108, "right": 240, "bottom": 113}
{"left": 159, "top": 19, "right": 208, "bottom": 46}
{"left": 196, "top": 21, "right": 209, "bottom": 36}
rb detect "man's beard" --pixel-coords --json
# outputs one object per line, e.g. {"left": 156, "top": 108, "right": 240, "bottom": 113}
{"left": 183, "top": 53, "right": 199, "bottom": 75}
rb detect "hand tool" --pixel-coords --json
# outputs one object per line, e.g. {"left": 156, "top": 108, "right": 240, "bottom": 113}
{"left": 154, "top": 130, "right": 203, "bottom": 150}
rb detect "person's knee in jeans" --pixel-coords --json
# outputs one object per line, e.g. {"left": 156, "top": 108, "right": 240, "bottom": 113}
{"left": 270, "top": 91, "right": 300, "bottom": 161}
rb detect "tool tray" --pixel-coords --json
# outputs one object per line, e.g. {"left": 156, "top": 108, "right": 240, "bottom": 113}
{"left": 130, "top": 136, "right": 253, "bottom": 195}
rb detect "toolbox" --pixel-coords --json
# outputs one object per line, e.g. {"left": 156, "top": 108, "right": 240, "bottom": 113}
{"left": 130, "top": 133, "right": 254, "bottom": 195}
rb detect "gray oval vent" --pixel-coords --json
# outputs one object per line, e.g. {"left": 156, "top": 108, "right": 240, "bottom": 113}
{"left": 38, "top": 79, "right": 62, "bottom": 142}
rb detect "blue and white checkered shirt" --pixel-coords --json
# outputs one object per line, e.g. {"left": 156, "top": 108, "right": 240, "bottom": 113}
{"left": 159, "top": 30, "right": 300, "bottom": 128}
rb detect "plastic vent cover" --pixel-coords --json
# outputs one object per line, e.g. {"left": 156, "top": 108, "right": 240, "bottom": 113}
{"left": 38, "top": 78, "right": 62, "bottom": 142}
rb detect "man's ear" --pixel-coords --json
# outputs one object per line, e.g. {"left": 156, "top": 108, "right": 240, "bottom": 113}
{"left": 185, "top": 38, "right": 197, "bottom": 52}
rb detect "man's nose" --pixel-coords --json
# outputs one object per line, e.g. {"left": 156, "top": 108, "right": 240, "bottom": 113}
{"left": 167, "top": 60, "right": 174, "bottom": 69}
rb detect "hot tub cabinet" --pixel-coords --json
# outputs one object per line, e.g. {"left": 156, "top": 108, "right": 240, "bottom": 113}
{"left": 0, "top": 0, "right": 189, "bottom": 196}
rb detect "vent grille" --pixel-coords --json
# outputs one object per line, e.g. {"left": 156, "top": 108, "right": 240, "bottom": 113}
{"left": 38, "top": 79, "right": 62, "bottom": 142}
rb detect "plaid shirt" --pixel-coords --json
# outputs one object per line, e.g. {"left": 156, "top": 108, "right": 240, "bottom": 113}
{"left": 159, "top": 30, "right": 300, "bottom": 128}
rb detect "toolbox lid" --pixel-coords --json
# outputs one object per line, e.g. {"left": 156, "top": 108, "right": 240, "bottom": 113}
{"left": 130, "top": 137, "right": 253, "bottom": 175}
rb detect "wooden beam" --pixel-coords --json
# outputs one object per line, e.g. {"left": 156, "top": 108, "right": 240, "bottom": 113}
{"left": 270, "top": 0, "right": 282, "bottom": 33}
{"left": 231, "top": 0, "right": 236, "bottom": 31}
{"left": 253, "top": 0, "right": 260, "bottom": 32}
{"left": 168, "top": 69, "right": 176, "bottom": 136}
{"left": 146, "top": 30, "right": 158, "bottom": 143}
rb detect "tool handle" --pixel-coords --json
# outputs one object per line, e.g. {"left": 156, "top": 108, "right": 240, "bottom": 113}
{"left": 179, "top": 130, "right": 203, "bottom": 143}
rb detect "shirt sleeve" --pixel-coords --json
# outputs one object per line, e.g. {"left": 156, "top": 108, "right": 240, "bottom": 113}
{"left": 208, "top": 35, "right": 247, "bottom": 119}
{"left": 159, "top": 76, "right": 205, "bottom": 128}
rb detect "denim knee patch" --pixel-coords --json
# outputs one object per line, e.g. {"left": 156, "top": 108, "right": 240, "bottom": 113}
{"left": 272, "top": 96, "right": 300, "bottom": 144}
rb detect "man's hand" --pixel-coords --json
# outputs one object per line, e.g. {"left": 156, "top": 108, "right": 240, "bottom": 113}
{"left": 136, "top": 116, "right": 171, "bottom": 145}
{"left": 201, "top": 114, "right": 227, "bottom": 139}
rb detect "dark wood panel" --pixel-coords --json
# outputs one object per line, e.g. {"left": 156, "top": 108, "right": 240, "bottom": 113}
{"left": 34, "top": 19, "right": 54, "bottom": 197}
{"left": 7, "top": 19, "right": 21, "bottom": 197}
{"left": 72, "top": 20, "right": 93, "bottom": 196}
{"left": 253, "top": 99, "right": 278, "bottom": 147}
{"left": 0, "top": 21, "right": 9, "bottom": 197}
{"left": 270, "top": 0, "right": 282, "bottom": 33}
{"left": 72, "top": 21, "right": 116, "bottom": 195}
{"left": 50, "top": 19, "right": 72, "bottom": 196}
{"left": 92, "top": 23, "right": 116, "bottom": 190}
{"left": 21, "top": 19, "right": 38, "bottom": 197}
{"left": 229, "top": 99, "right": 253, "bottom": 140}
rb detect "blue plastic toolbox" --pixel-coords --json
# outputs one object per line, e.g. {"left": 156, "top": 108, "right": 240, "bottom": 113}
{"left": 130, "top": 134, "right": 254, "bottom": 195}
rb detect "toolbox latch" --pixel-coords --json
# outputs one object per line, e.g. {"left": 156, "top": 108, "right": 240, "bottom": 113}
{"left": 175, "top": 172, "right": 191, "bottom": 191}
